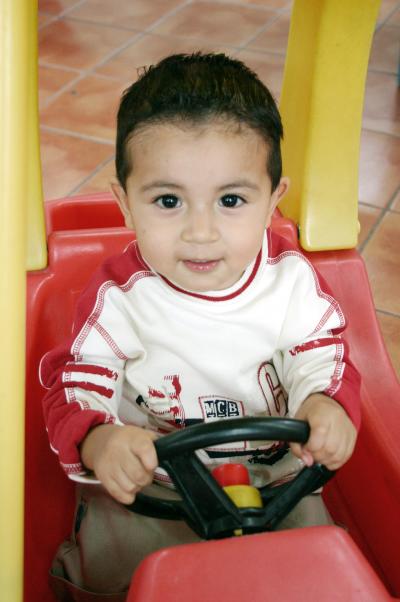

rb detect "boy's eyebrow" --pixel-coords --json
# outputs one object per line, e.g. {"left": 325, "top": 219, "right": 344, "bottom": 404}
{"left": 140, "top": 181, "right": 184, "bottom": 192}
{"left": 140, "top": 179, "right": 260, "bottom": 192}
{"left": 218, "top": 180, "right": 260, "bottom": 191}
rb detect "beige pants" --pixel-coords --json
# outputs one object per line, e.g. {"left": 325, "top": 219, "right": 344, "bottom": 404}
{"left": 50, "top": 482, "right": 332, "bottom": 600}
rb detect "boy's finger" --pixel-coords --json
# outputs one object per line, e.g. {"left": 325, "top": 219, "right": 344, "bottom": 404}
{"left": 119, "top": 460, "right": 146, "bottom": 489}
{"left": 289, "top": 443, "right": 313, "bottom": 466}
{"left": 105, "top": 476, "right": 137, "bottom": 505}
{"left": 289, "top": 442, "right": 302, "bottom": 459}
{"left": 114, "top": 464, "right": 141, "bottom": 493}
{"left": 305, "top": 425, "right": 329, "bottom": 454}
{"left": 134, "top": 439, "right": 159, "bottom": 472}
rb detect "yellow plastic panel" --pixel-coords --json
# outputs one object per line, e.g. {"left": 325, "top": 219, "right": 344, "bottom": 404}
{"left": 0, "top": 1, "right": 32, "bottom": 600}
{"left": 279, "top": 0, "right": 380, "bottom": 250}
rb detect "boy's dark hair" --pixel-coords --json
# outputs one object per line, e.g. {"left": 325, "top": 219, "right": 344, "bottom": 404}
{"left": 116, "top": 53, "right": 283, "bottom": 191}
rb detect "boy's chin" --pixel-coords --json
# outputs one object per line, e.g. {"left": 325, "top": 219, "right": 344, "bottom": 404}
{"left": 164, "top": 270, "right": 244, "bottom": 294}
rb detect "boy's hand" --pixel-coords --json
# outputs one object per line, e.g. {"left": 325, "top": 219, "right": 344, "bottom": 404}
{"left": 289, "top": 393, "right": 357, "bottom": 471}
{"left": 80, "top": 424, "right": 158, "bottom": 504}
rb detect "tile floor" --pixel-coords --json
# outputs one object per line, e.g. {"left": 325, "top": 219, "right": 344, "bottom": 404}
{"left": 38, "top": 0, "right": 400, "bottom": 376}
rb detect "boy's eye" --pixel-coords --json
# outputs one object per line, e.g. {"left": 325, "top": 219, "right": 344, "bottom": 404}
{"left": 154, "top": 195, "right": 181, "bottom": 209}
{"left": 219, "top": 194, "right": 245, "bottom": 208}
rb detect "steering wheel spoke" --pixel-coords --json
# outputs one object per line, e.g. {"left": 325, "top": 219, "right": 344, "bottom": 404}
{"left": 160, "top": 452, "right": 243, "bottom": 539}
{"left": 260, "top": 464, "right": 333, "bottom": 529}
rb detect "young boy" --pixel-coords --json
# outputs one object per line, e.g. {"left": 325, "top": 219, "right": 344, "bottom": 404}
{"left": 41, "top": 53, "right": 360, "bottom": 598}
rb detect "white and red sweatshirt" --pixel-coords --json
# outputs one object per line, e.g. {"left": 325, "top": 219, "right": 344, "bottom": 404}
{"left": 40, "top": 230, "right": 360, "bottom": 486}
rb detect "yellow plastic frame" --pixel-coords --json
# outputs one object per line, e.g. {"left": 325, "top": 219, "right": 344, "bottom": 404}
{"left": 280, "top": 0, "right": 380, "bottom": 250}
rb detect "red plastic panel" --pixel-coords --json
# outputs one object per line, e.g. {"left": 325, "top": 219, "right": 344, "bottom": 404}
{"left": 25, "top": 224, "right": 134, "bottom": 602}
{"left": 128, "top": 526, "right": 394, "bottom": 602}
{"left": 305, "top": 250, "right": 400, "bottom": 595}
{"left": 44, "top": 192, "right": 125, "bottom": 233}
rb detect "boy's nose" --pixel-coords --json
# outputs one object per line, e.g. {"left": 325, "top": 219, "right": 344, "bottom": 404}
{"left": 181, "top": 208, "right": 219, "bottom": 243}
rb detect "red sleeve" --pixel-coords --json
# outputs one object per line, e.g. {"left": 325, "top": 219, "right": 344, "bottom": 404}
{"left": 40, "top": 242, "right": 147, "bottom": 476}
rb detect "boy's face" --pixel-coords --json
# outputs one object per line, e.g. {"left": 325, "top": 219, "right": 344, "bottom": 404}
{"left": 112, "top": 121, "right": 288, "bottom": 292}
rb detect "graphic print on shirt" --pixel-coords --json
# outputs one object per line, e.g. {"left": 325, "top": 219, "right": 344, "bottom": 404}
{"left": 258, "top": 361, "right": 288, "bottom": 417}
{"left": 144, "top": 374, "right": 186, "bottom": 428}
{"left": 199, "top": 395, "right": 247, "bottom": 454}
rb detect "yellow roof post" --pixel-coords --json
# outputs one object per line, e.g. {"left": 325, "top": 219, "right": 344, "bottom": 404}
{"left": 26, "top": 0, "right": 47, "bottom": 271}
{"left": 279, "top": 0, "right": 380, "bottom": 251}
{"left": 0, "top": 0, "right": 44, "bottom": 600}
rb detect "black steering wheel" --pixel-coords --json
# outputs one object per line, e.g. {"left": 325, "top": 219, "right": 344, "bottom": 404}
{"left": 127, "top": 417, "right": 334, "bottom": 539}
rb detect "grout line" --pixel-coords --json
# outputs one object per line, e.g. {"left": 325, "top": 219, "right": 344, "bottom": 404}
{"left": 39, "top": 0, "right": 86, "bottom": 19}
{"left": 359, "top": 200, "right": 387, "bottom": 211}
{"left": 375, "top": 12, "right": 400, "bottom": 32}
{"left": 59, "top": 0, "right": 193, "bottom": 35}
{"left": 190, "top": 0, "right": 290, "bottom": 14}
{"left": 367, "top": 66, "right": 399, "bottom": 77}
{"left": 63, "top": 15, "right": 147, "bottom": 34}
{"left": 39, "top": 73, "right": 85, "bottom": 111}
{"left": 358, "top": 206, "right": 386, "bottom": 254}
{"left": 38, "top": 15, "right": 57, "bottom": 30}
{"left": 361, "top": 126, "right": 400, "bottom": 139}
{"left": 38, "top": 61, "right": 82, "bottom": 74}
{"left": 38, "top": 0, "right": 86, "bottom": 28}
{"left": 60, "top": 0, "right": 193, "bottom": 76}
{"left": 86, "top": 32, "right": 148, "bottom": 72}
{"left": 367, "top": 66, "right": 400, "bottom": 77}
{"left": 236, "top": 45, "right": 287, "bottom": 57}
{"left": 359, "top": 184, "right": 400, "bottom": 254}
{"left": 67, "top": 155, "right": 116, "bottom": 197}
{"left": 38, "top": 35, "right": 143, "bottom": 107}
{"left": 376, "top": 308, "right": 400, "bottom": 320}
{"left": 56, "top": 0, "right": 87, "bottom": 18}
{"left": 238, "top": 12, "right": 287, "bottom": 50}
{"left": 40, "top": 125, "right": 114, "bottom": 146}
{"left": 39, "top": 67, "right": 144, "bottom": 111}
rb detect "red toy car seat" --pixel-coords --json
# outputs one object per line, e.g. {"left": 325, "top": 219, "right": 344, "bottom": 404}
{"left": 25, "top": 193, "right": 400, "bottom": 601}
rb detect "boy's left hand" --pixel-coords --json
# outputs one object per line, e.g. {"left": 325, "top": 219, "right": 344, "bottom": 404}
{"left": 289, "top": 393, "right": 357, "bottom": 471}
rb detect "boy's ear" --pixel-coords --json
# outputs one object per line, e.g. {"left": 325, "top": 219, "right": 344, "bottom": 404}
{"left": 266, "top": 176, "right": 290, "bottom": 227}
{"left": 110, "top": 181, "right": 135, "bottom": 229}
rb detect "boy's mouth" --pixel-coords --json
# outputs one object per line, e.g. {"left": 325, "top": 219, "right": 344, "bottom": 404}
{"left": 183, "top": 259, "right": 219, "bottom": 272}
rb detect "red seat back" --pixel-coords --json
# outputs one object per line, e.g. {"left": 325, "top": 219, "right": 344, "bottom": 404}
{"left": 128, "top": 526, "right": 395, "bottom": 602}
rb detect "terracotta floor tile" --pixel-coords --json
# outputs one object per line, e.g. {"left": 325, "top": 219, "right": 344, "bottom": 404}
{"left": 246, "top": 12, "right": 291, "bottom": 54}
{"left": 40, "top": 76, "right": 126, "bottom": 141}
{"left": 358, "top": 130, "right": 400, "bottom": 207}
{"left": 234, "top": 49, "right": 285, "bottom": 100}
{"left": 390, "top": 189, "right": 400, "bottom": 211}
{"left": 357, "top": 203, "right": 382, "bottom": 248}
{"left": 369, "top": 25, "right": 400, "bottom": 73}
{"left": 39, "top": 65, "right": 79, "bottom": 108}
{"left": 39, "top": 19, "right": 135, "bottom": 70}
{"left": 376, "top": 312, "right": 400, "bottom": 378}
{"left": 75, "top": 158, "right": 116, "bottom": 194}
{"left": 67, "top": 0, "right": 185, "bottom": 31}
{"left": 377, "top": 0, "right": 400, "bottom": 24}
{"left": 152, "top": 2, "right": 275, "bottom": 46}
{"left": 40, "top": 129, "right": 113, "bottom": 200}
{"left": 96, "top": 33, "right": 234, "bottom": 82}
{"left": 387, "top": 7, "right": 400, "bottom": 25}
{"left": 362, "top": 211, "right": 400, "bottom": 314}
{"left": 363, "top": 71, "right": 400, "bottom": 136}
{"left": 38, "top": 0, "right": 82, "bottom": 15}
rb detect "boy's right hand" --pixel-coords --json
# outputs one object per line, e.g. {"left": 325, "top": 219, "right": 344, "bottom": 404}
{"left": 80, "top": 424, "right": 158, "bottom": 504}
